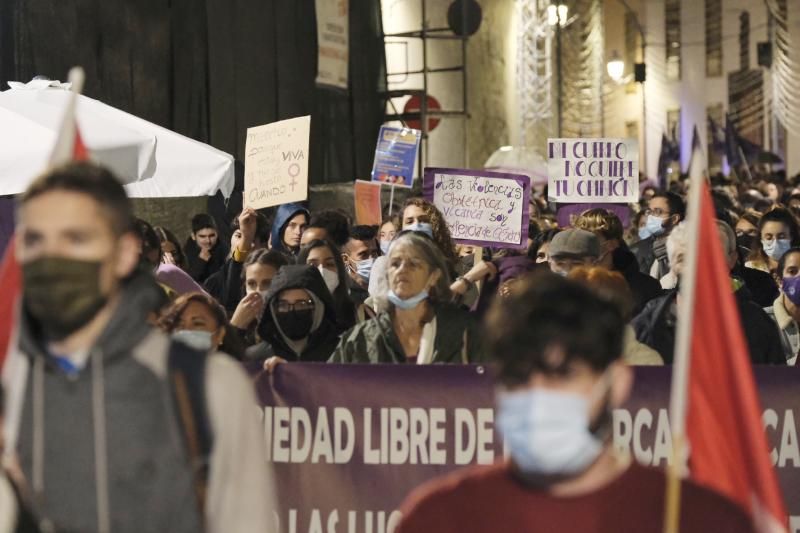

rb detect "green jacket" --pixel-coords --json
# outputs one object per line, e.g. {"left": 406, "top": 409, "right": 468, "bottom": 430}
{"left": 329, "top": 303, "right": 486, "bottom": 364}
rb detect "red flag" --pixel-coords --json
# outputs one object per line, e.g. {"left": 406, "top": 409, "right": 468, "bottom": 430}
{"left": 670, "top": 179, "right": 787, "bottom": 531}
{"left": 0, "top": 67, "right": 88, "bottom": 377}
{"left": 0, "top": 245, "right": 21, "bottom": 373}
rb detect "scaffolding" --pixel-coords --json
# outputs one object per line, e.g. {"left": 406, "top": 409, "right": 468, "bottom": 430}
{"left": 382, "top": 0, "right": 473, "bottom": 175}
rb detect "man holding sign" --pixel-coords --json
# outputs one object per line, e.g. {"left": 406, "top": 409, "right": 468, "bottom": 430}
{"left": 397, "top": 274, "right": 752, "bottom": 533}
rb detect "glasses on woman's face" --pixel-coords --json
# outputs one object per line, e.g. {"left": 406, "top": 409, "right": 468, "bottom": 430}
{"left": 276, "top": 299, "right": 315, "bottom": 313}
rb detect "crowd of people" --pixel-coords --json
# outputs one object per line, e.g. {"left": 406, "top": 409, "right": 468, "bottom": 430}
{"left": 1, "top": 159, "right": 795, "bottom": 531}
{"left": 113, "top": 166, "right": 800, "bottom": 370}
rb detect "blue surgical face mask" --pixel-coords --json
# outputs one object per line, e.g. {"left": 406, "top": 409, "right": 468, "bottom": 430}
{"left": 172, "top": 329, "right": 214, "bottom": 352}
{"left": 379, "top": 240, "right": 392, "bottom": 255}
{"left": 495, "top": 380, "right": 608, "bottom": 476}
{"left": 404, "top": 222, "right": 434, "bottom": 239}
{"left": 638, "top": 215, "right": 666, "bottom": 240}
{"left": 763, "top": 238, "right": 791, "bottom": 261}
{"left": 355, "top": 257, "right": 374, "bottom": 281}
{"left": 388, "top": 289, "right": 429, "bottom": 310}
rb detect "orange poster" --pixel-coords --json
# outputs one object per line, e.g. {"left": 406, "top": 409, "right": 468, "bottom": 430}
{"left": 354, "top": 180, "right": 382, "bottom": 226}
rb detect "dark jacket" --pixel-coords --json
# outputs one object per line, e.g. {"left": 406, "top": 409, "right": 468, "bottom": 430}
{"left": 12, "top": 271, "right": 271, "bottom": 532}
{"left": 184, "top": 237, "right": 227, "bottom": 284}
{"left": 613, "top": 247, "right": 663, "bottom": 315}
{"left": 270, "top": 202, "right": 309, "bottom": 255}
{"left": 329, "top": 302, "right": 486, "bottom": 364}
{"left": 732, "top": 262, "right": 779, "bottom": 308}
{"left": 257, "top": 265, "right": 341, "bottom": 362}
{"left": 632, "top": 288, "right": 786, "bottom": 365}
{"left": 630, "top": 234, "right": 670, "bottom": 278}
{"left": 203, "top": 256, "right": 244, "bottom": 314}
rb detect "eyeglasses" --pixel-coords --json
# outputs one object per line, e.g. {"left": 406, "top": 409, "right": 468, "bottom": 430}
{"left": 276, "top": 299, "right": 315, "bottom": 313}
{"left": 644, "top": 208, "right": 670, "bottom": 217}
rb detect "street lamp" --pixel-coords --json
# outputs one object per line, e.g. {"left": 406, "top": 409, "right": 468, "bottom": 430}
{"left": 607, "top": 50, "right": 625, "bottom": 83}
{"left": 547, "top": 4, "right": 568, "bottom": 26}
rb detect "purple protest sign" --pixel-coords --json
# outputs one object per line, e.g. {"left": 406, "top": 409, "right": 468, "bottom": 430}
{"left": 557, "top": 203, "right": 632, "bottom": 228}
{"left": 254, "top": 364, "right": 800, "bottom": 532}
{"left": 547, "top": 138, "right": 639, "bottom": 204}
{"left": 423, "top": 168, "right": 531, "bottom": 249}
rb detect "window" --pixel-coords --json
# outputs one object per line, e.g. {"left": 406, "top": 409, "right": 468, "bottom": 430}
{"left": 705, "top": 0, "right": 722, "bottom": 77}
{"left": 667, "top": 108, "right": 681, "bottom": 160}
{"left": 707, "top": 103, "right": 724, "bottom": 170}
{"left": 665, "top": 0, "right": 681, "bottom": 81}
{"left": 625, "top": 12, "right": 638, "bottom": 77}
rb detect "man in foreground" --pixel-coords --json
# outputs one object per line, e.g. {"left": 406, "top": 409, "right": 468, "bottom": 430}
{"left": 3, "top": 162, "right": 273, "bottom": 532}
{"left": 397, "top": 273, "right": 753, "bottom": 532}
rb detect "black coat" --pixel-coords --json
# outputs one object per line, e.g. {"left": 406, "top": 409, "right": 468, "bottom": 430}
{"left": 732, "top": 263, "right": 779, "bottom": 308}
{"left": 184, "top": 238, "right": 227, "bottom": 284}
{"left": 203, "top": 257, "right": 244, "bottom": 314}
{"left": 632, "top": 289, "right": 786, "bottom": 365}
{"left": 613, "top": 247, "right": 663, "bottom": 315}
{"left": 630, "top": 234, "right": 670, "bottom": 278}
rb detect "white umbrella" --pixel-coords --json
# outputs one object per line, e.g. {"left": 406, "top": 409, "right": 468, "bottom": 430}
{"left": 0, "top": 81, "right": 234, "bottom": 198}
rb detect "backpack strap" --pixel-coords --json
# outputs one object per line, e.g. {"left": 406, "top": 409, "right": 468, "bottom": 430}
{"left": 167, "top": 340, "right": 213, "bottom": 518}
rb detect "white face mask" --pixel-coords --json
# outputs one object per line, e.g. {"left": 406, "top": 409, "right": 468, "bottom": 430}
{"left": 172, "top": 329, "right": 214, "bottom": 352}
{"left": 495, "top": 376, "right": 610, "bottom": 477}
{"left": 246, "top": 287, "right": 270, "bottom": 301}
{"left": 318, "top": 266, "right": 340, "bottom": 294}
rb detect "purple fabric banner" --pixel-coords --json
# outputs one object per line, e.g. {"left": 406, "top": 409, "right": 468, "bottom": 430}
{"left": 255, "top": 364, "right": 800, "bottom": 532}
{"left": 422, "top": 168, "right": 531, "bottom": 249}
{"left": 556, "top": 203, "right": 632, "bottom": 229}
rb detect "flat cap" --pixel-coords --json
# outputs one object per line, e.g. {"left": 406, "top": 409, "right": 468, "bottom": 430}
{"left": 548, "top": 228, "right": 600, "bottom": 259}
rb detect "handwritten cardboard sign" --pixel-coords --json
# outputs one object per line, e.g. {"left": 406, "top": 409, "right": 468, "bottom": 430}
{"left": 315, "top": 0, "right": 349, "bottom": 90}
{"left": 354, "top": 180, "right": 383, "bottom": 226}
{"left": 423, "top": 168, "right": 531, "bottom": 249}
{"left": 371, "top": 126, "right": 421, "bottom": 188}
{"left": 547, "top": 138, "right": 639, "bottom": 203}
{"left": 244, "top": 116, "right": 310, "bottom": 209}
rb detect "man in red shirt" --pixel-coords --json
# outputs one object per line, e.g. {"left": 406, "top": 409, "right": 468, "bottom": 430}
{"left": 397, "top": 273, "right": 753, "bottom": 533}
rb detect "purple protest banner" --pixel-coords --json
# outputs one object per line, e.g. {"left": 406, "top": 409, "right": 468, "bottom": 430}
{"left": 254, "top": 364, "right": 800, "bottom": 532}
{"left": 556, "top": 203, "right": 632, "bottom": 228}
{"left": 423, "top": 168, "right": 531, "bottom": 249}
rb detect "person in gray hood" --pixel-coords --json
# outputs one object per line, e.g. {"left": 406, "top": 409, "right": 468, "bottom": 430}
{"left": 255, "top": 264, "right": 341, "bottom": 363}
{"left": 2, "top": 162, "right": 274, "bottom": 533}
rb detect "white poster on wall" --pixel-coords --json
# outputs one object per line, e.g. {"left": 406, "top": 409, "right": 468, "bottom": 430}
{"left": 315, "top": 0, "right": 349, "bottom": 90}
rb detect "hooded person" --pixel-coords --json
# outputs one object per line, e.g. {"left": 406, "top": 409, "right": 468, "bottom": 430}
{"left": 270, "top": 203, "right": 310, "bottom": 256}
{"left": 256, "top": 265, "right": 341, "bottom": 362}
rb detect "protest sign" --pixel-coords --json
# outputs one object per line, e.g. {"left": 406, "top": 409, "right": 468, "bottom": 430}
{"left": 557, "top": 203, "right": 632, "bottom": 228}
{"left": 547, "top": 138, "right": 639, "bottom": 203}
{"left": 354, "top": 180, "right": 383, "bottom": 226}
{"left": 255, "top": 365, "right": 800, "bottom": 533}
{"left": 423, "top": 168, "right": 530, "bottom": 249}
{"left": 315, "top": 0, "right": 349, "bottom": 90}
{"left": 244, "top": 116, "right": 310, "bottom": 210}
{"left": 371, "top": 126, "right": 421, "bottom": 188}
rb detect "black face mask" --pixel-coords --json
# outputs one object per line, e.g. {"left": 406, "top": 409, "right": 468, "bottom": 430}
{"left": 275, "top": 309, "right": 315, "bottom": 340}
{"left": 736, "top": 234, "right": 755, "bottom": 253}
{"left": 22, "top": 257, "right": 109, "bottom": 340}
